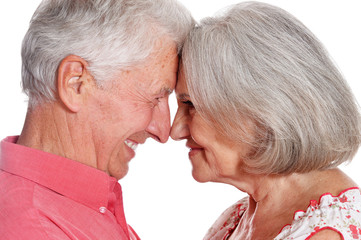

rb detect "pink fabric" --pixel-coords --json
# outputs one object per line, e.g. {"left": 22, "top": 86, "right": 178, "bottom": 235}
{"left": 0, "top": 136, "right": 140, "bottom": 240}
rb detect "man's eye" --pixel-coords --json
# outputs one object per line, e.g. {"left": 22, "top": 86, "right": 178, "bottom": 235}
{"left": 150, "top": 98, "right": 160, "bottom": 108}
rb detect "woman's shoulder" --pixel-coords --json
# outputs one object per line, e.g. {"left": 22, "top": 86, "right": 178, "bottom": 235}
{"left": 203, "top": 197, "right": 248, "bottom": 240}
{"left": 275, "top": 187, "right": 361, "bottom": 240}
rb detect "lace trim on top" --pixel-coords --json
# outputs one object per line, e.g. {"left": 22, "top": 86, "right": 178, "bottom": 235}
{"left": 204, "top": 187, "right": 361, "bottom": 240}
{"left": 275, "top": 187, "right": 361, "bottom": 240}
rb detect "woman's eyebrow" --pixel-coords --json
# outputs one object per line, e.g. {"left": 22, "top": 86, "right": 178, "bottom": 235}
{"left": 177, "top": 93, "right": 190, "bottom": 100}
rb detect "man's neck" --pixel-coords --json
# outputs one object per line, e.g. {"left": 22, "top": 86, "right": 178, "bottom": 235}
{"left": 17, "top": 102, "right": 97, "bottom": 168}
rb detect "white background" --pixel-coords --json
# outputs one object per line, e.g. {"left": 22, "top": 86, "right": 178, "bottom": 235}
{"left": 0, "top": 1, "right": 360, "bottom": 240}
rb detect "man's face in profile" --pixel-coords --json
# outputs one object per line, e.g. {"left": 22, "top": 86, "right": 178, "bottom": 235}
{"left": 87, "top": 37, "right": 178, "bottom": 179}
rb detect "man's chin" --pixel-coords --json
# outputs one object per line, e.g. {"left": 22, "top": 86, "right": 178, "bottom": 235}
{"left": 109, "top": 164, "right": 129, "bottom": 180}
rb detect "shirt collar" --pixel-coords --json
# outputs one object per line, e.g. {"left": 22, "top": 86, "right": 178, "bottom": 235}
{"left": 0, "top": 136, "right": 121, "bottom": 213}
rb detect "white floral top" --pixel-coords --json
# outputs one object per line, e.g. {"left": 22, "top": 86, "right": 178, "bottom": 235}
{"left": 204, "top": 188, "right": 361, "bottom": 240}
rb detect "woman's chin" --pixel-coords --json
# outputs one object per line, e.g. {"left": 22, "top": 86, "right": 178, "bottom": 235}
{"left": 191, "top": 169, "right": 211, "bottom": 183}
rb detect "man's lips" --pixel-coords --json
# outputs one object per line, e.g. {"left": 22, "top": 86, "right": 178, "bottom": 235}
{"left": 124, "top": 139, "right": 139, "bottom": 151}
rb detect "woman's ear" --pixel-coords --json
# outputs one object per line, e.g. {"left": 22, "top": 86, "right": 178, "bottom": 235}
{"left": 57, "top": 55, "right": 90, "bottom": 112}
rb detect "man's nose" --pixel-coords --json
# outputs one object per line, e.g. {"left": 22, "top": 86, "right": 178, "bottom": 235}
{"left": 170, "top": 108, "right": 190, "bottom": 141}
{"left": 145, "top": 100, "right": 171, "bottom": 143}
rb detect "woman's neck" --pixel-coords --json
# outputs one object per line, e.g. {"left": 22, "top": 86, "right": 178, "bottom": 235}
{"left": 227, "top": 168, "right": 358, "bottom": 240}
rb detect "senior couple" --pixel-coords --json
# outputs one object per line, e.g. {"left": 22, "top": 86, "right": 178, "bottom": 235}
{"left": 1, "top": 0, "right": 360, "bottom": 239}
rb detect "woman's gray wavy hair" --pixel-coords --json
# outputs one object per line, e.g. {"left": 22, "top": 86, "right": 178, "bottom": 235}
{"left": 22, "top": 0, "right": 195, "bottom": 106}
{"left": 181, "top": 1, "right": 361, "bottom": 174}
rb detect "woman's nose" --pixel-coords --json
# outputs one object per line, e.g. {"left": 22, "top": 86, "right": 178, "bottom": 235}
{"left": 170, "top": 108, "right": 190, "bottom": 141}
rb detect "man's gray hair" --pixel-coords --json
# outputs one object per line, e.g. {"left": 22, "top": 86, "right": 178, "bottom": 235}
{"left": 22, "top": 0, "right": 195, "bottom": 106}
{"left": 182, "top": 1, "right": 361, "bottom": 174}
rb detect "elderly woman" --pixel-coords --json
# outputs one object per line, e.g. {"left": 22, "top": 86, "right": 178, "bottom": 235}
{"left": 171, "top": 2, "right": 361, "bottom": 240}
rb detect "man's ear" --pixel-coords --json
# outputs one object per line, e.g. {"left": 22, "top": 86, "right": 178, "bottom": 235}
{"left": 57, "top": 55, "right": 91, "bottom": 112}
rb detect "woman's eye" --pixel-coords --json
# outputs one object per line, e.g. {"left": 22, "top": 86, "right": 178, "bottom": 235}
{"left": 182, "top": 100, "right": 194, "bottom": 107}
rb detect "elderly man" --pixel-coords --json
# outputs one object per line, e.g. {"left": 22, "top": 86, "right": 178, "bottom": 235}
{"left": 0, "top": 0, "right": 194, "bottom": 239}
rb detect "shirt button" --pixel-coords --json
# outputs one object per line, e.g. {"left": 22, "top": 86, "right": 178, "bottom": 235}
{"left": 99, "top": 207, "right": 107, "bottom": 214}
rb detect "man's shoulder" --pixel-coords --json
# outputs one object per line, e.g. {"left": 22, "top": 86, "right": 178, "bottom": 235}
{"left": 0, "top": 171, "right": 70, "bottom": 239}
{"left": 0, "top": 169, "right": 38, "bottom": 220}
{"left": 0, "top": 169, "right": 36, "bottom": 202}
{"left": 0, "top": 207, "right": 69, "bottom": 240}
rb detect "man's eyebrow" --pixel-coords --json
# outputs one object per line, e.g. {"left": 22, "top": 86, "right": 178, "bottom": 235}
{"left": 156, "top": 87, "right": 173, "bottom": 96}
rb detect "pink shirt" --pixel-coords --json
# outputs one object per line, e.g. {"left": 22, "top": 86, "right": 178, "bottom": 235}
{"left": 0, "top": 136, "right": 140, "bottom": 240}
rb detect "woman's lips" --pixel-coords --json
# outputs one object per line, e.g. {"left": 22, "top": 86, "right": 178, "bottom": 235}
{"left": 188, "top": 148, "right": 203, "bottom": 157}
{"left": 186, "top": 141, "right": 204, "bottom": 157}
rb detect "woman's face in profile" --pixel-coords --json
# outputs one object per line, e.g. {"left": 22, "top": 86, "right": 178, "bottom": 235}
{"left": 171, "top": 69, "right": 254, "bottom": 183}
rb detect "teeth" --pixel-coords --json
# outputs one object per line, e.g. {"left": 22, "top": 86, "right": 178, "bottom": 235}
{"left": 125, "top": 140, "right": 138, "bottom": 151}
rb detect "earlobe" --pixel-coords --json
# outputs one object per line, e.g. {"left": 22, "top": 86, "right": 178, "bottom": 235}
{"left": 57, "top": 55, "right": 89, "bottom": 113}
